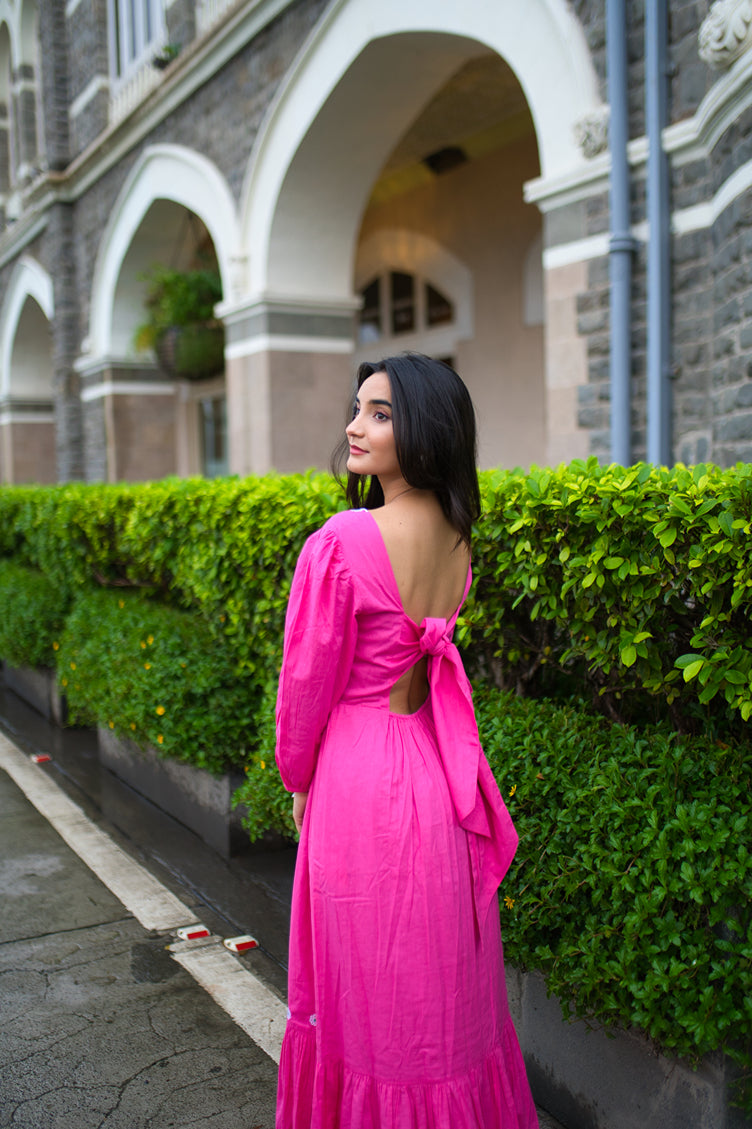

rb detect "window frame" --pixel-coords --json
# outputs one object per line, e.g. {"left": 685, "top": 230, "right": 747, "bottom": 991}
{"left": 108, "top": 0, "right": 166, "bottom": 83}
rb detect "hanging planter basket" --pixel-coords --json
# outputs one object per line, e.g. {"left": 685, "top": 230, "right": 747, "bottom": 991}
{"left": 154, "top": 322, "right": 225, "bottom": 380}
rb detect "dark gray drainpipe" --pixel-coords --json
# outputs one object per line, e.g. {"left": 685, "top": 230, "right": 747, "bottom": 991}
{"left": 646, "top": 0, "right": 672, "bottom": 465}
{"left": 606, "top": 0, "right": 637, "bottom": 464}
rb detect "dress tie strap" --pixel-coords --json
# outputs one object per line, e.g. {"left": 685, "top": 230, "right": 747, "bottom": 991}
{"left": 417, "top": 616, "right": 519, "bottom": 924}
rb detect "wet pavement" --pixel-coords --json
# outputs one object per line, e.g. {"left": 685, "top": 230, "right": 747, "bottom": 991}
{"left": 0, "top": 682, "right": 567, "bottom": 1129}
{"left": 0, "top": 749, "right": 278, "bottom": 1128}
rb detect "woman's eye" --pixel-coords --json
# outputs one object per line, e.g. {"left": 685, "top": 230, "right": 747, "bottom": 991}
{"left": 374, "top": 411, "right": 389, "bottom": 422}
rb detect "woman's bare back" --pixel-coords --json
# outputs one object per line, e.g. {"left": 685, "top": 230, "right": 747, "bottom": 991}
{"left": 372, "top": 492, "right": 470, "bottom": 714}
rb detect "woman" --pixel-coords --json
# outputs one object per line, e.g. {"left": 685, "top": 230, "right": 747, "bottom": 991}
{"left": 275, "top": 353, "right": 538, "bottom": 1128}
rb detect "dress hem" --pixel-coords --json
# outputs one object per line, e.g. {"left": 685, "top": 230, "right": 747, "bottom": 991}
{"left": 276, "top": 1014, "right": 539, "bottom": 1129}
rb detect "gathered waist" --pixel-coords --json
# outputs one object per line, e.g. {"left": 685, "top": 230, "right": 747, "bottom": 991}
{"left": 333, "top": 693, "right": 435, "bottom": 728}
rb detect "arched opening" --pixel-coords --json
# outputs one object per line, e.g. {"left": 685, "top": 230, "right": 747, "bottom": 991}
{"left": 9, "top": 294, "right": 52, "bottom": 398}
{"left": 232, "top": 0, "right": 599, "bottom": 473}
{"left": 83, "top": 145, "right": 238, "bottom": 481}
{"left": 0, "top": 256, "right": 55, "bottom": 483}
{"left": 354, "top": 53, "right": 544, "bottom": 467}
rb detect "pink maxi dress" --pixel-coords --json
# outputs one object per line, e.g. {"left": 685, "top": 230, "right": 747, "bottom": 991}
{"left": 275, "top": 509, "right": 538, "bottom": 1129}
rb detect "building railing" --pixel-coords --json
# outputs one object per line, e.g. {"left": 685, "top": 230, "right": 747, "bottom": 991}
{"left": 196, "top": 0, "right": 242, "bottom": 37}
{"left": 109, "top": 59, "right": 163, "bottom": 125}
{"left": 108, "top": 0, "right": 245, "bottom": 126}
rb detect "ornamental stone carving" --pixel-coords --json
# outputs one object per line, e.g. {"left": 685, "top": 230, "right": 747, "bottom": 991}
{"left": 699, "top": 0, "right": 752, "bottom": 70}
{"left": 573, "top": 108, "right": 610, "bottom": 159}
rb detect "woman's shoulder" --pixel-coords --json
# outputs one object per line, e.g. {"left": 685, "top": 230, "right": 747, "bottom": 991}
{"left": 300, "top": 509, "right": 371, "bottom": 571}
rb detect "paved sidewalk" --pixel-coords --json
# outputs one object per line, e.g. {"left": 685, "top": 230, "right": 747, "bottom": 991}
{"left": 0, "top": 751, "right": 279, "bottom": 1129}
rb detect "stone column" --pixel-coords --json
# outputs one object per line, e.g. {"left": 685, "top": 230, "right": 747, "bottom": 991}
{"left": 221, "top": 297, "right": 357, "bottom": 475}
{"left": 77, "top": 358, "right": 178, "bottom": 483}
{"left": 0, "top": 399, "right": 56, "bottom": 483}
{"left": 47, "top": 203, "right": 84, "bottom": 481}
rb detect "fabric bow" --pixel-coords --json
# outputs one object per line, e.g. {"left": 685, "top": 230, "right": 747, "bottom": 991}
{"left": 416, "top": 615, "right": 519, "bottom": 927}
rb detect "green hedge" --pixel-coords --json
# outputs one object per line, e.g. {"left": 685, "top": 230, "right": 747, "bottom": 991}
{"left": 3, "top": 460, "right": 752, "bottom": 739}
{"left": 58, "top": 588, "right": 257, "bottom": 774}
{"left": 463, "top": 460, "right": 752, "bottom": 734}
{"left": 475, "top": 685, "right": 752, "bottom": 1088}
{"left": 0, "top": 560, "right": 69, "bottom": 668}
{"left": 0, "top": 475, "right": 342, "bottom": 759}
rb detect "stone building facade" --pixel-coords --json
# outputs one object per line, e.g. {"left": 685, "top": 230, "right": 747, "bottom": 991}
{"left": 1, "top": 0, "right": 752, "bottom": 483}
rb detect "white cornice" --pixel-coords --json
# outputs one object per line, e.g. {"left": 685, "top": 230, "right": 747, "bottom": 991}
{"left": 0, "top": 213, "right": 48, "bottom": 270}
{"left": 663, "top": 46, "right": 752, "bottom": 164}
{"left": 527, "top": 49, "right": 752, "bottom": 212}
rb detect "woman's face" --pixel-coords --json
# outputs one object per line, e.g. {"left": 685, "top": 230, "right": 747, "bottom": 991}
{"left": 345, "top": 371, "right": 402, "bottom": 484}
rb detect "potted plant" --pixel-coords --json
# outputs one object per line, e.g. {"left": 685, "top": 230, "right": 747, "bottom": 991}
{"left": 152, "top": 43, "right": 180, "bottom": 69}
{"left": 134, "top": 265, "right": 225, "bottom": 380}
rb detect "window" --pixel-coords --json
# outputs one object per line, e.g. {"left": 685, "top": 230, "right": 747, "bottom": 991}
{"left": 110, "top": 0, "right": 164, "bottom": 79}
{"left": 200, "top": 395, "right": 228, "bottom": 478}
{"left": 390, "top": 271, "right": 415, "bottom": 335}
{"left": 359, "top": 278, "right": 381, "bottom": 344}
{"left": 358, "top": 271, "right": 455, "bottom": 346}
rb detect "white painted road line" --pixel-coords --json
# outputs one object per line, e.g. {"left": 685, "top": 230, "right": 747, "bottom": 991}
{"left": 0, "top": 732, "right": 286, "bottom": 1064}
{"left": 0, "top": 734, "right": 193, "bottom": 932}
{"left": 168, "top": 937, "right": 286, "bottom": 1062}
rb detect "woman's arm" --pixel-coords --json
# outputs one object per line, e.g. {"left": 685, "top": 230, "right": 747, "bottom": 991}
{"left": 275, "top": 525, "right": 358, "bottom": 795}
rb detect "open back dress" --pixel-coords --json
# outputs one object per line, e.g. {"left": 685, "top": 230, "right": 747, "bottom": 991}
{"left": 275, "top": 509, "right": 538, "bottom": 1129}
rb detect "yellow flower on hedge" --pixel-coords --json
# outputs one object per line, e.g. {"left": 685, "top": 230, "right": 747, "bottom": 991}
{"left": 70, "top": 662, "right": 76, "bottom": 670}
{"left": 130, "top": 723, "right": 136, "bottom": 730}
{"left": 509, "top": 784, "right": 517, "bottom": 797}
{"left": 147, "top": 635, "right": 154, "bottom": 645}
{"left": 140, "top": 641, "right": 146, "bottom": 649}
{"left": 156, "top": 705, "right": 166, "bottom": 716}
{"left": 157, "top": 734, "right": 164, "bottom": 744}
{"left": 108, "top": 721, "right": 115, "bottom": 729}
{"left": 260, "top": 760, "right": 266, "bottom": 770}
{"left": 144, "top": 663, "right": 151, "bottom": 670}
{"left": 61, "top": 677, "right": 68, "bottom": 687}
{"left": 52, "top": 641, "right": 59, "bottom": 651}
{"left": 503, "top": 896, "right": 515, "bottom": 910}
{"left": 219, "top": 615, "right": 226, "bottom": 623}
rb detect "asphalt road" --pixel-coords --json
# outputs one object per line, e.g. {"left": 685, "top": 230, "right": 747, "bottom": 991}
{"left": 0, "top": 750, "right": 279, "bottom": 1129}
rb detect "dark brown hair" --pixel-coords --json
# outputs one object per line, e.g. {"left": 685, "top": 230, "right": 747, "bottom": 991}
{"left": 332, "top": 353, "right": 481, "bottom": 546}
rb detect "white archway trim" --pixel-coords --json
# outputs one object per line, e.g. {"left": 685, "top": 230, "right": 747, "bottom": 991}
{"left": 355, "top": 228, "right": 474, "bottom": 342}
{"left": 88, "top": 144, "right": 239, "bottom": 358}
{"left": 0, "top": 254, "right": 53, "bottom": 397}
{"left": 240, "top": 0, "right": 600, "bottom": 298}
{"left": 0, "top": 0, "right": 19, "bottom": 67}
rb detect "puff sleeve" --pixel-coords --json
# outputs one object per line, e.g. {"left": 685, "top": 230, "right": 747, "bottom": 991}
{"left": 275, "top": 524, "right": 358, "bottom": 793}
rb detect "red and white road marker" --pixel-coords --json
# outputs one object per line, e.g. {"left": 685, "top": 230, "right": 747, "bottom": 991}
{"left": 175, "top": 924, "right": 211, "bottom": 941}
{"left": 223, "top": 934, "right": 259, "bottom": 953}
{"left": 30, "top": 753, "right": 52, "bottom": 764}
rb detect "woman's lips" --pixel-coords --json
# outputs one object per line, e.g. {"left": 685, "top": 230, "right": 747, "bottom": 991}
{"left": 349, "top": 446, "right": 367, "bottom": 455}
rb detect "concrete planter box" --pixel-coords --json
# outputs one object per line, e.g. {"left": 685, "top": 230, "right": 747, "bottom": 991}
{"left": 506, "top": 967, "right": 750, "bottom": 1129}
{"left": 2, "top": 662, "right": 67, "bottom": 725}
{"left": 97, "top": 727, "right": 247, "bottom": 858}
